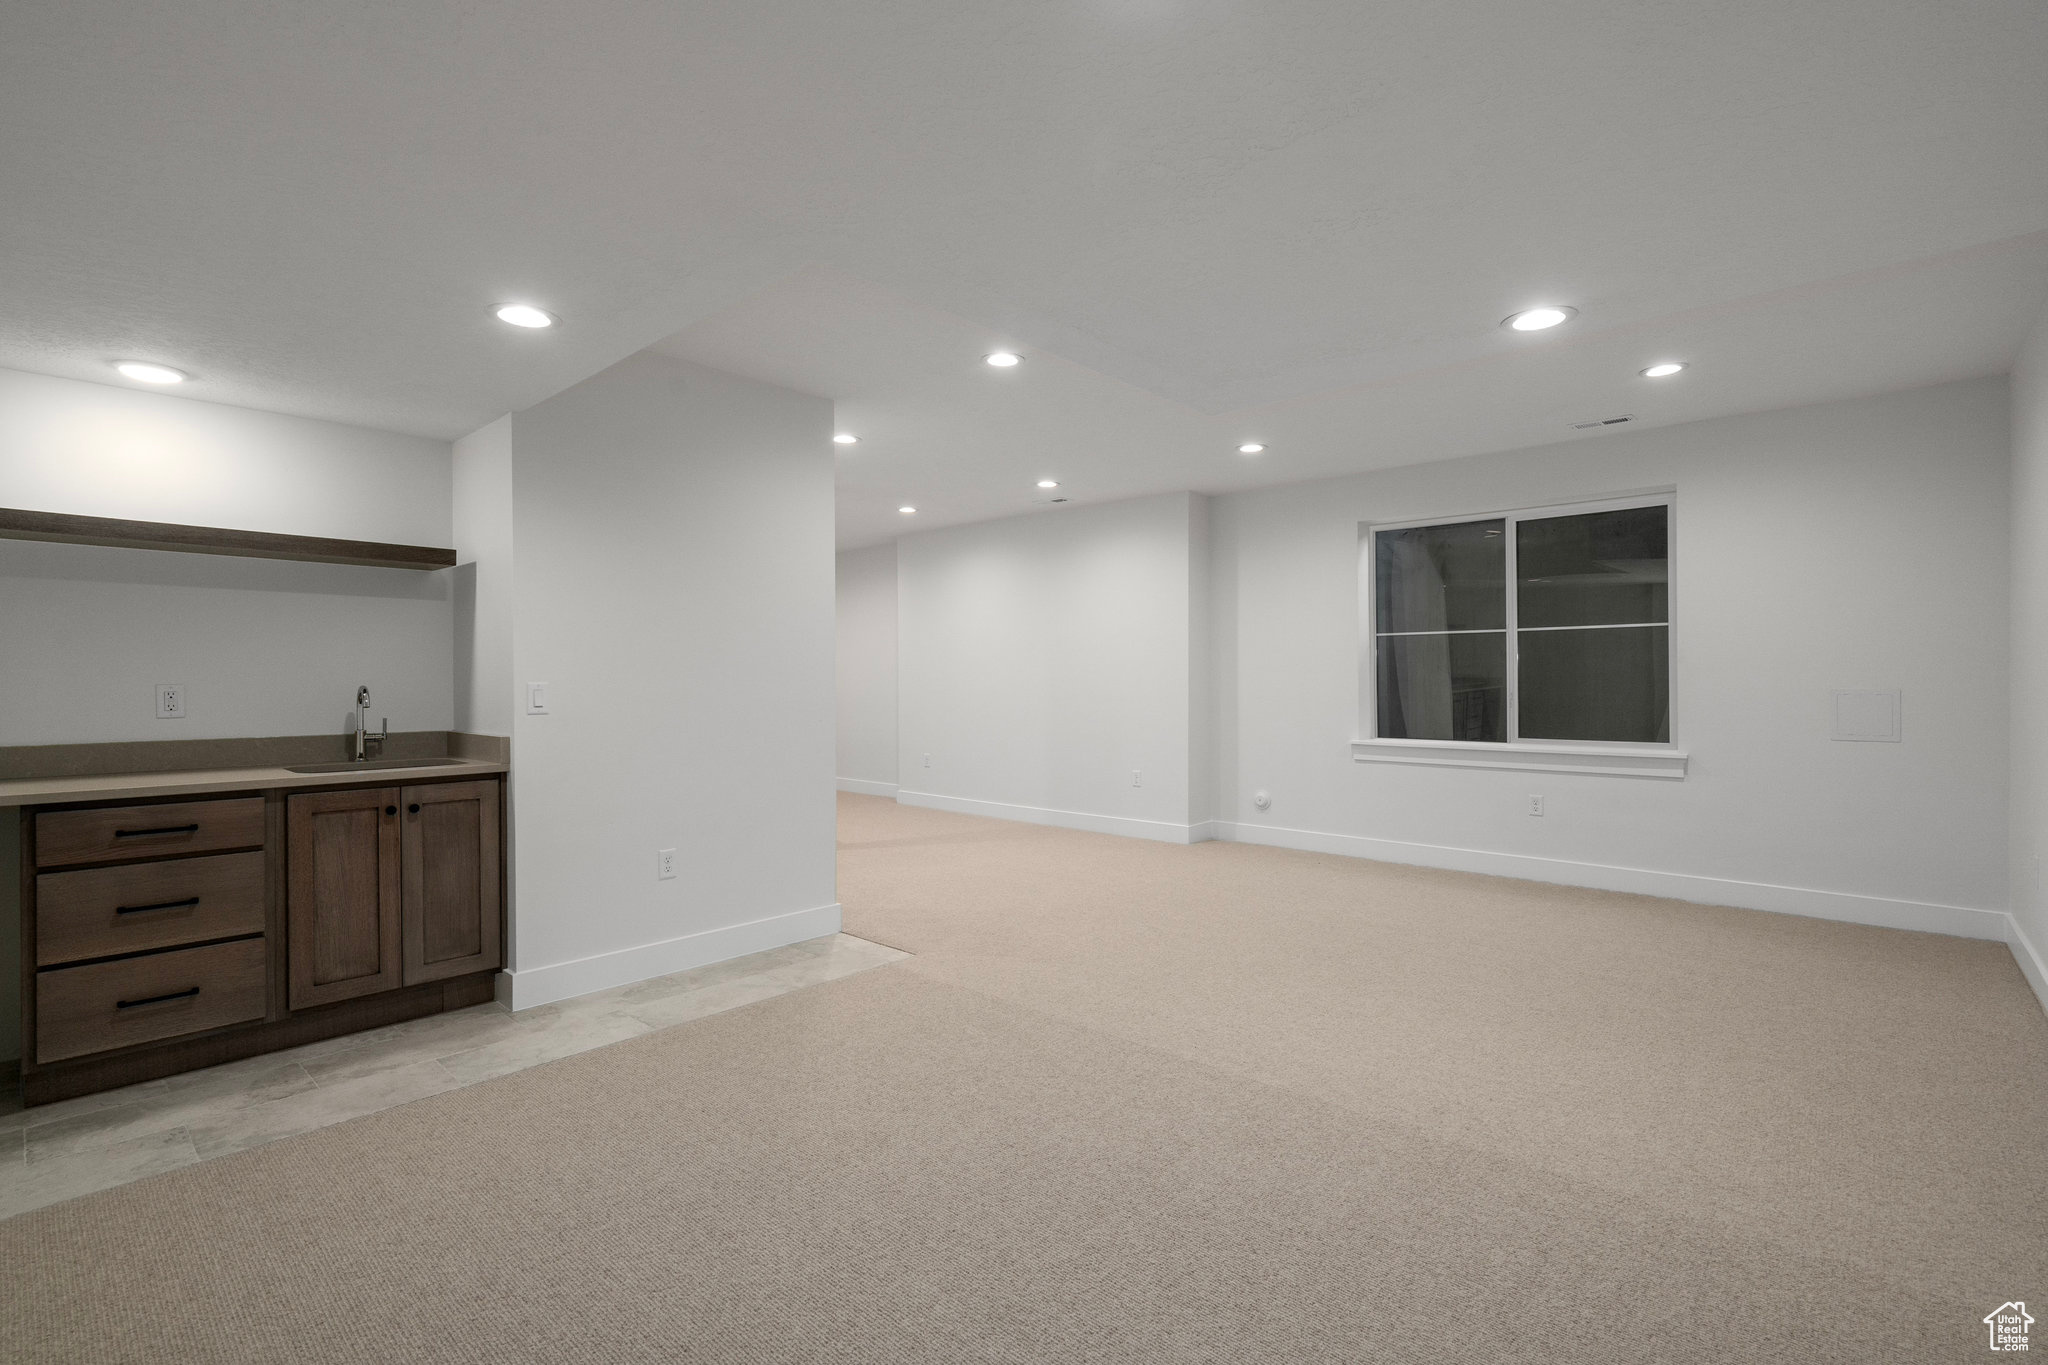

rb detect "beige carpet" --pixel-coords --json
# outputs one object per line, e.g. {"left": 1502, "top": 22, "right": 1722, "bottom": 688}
{"left": 5, "top": 795, "right": 2044, "bottom": 1362}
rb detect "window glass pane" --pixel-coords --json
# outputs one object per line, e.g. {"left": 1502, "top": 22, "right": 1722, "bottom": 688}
{"left": 1518, "top": 626, "right": 1669, "bottom": 742}
{"left": 1375, "top": 520, "right": 1506, "bottom": 634}
{"left": 1517, "top": 505, "right": 1667, "bottom": 628}
{"left": 1377, "top": 632, "right": 1506, "bottom": 742}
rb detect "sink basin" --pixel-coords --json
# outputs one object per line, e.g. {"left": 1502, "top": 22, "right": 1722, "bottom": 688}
{"left": 284, "top": 758, "right": 472, "bottom": 774}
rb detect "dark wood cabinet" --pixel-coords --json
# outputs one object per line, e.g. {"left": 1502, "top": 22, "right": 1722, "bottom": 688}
{"left": 38, "top": 938, "right": 267, "bottom": 1063}
{"left": 21, "top": 770, "right": 506, "bottom": 1106}
{"left": 287, "top": 786, "right": 403, "bottom": 1009}
{"left": 36, "top": 796, "right": 267, "bottom": 868}
{"left": 288, "top": 778, "right": 503, "bottom": 1008}
{"left": 401, "top": 780, "right": 502, "bottom": 985}
{"left": 36, "top": 850, "right": 266, "bottom": 966}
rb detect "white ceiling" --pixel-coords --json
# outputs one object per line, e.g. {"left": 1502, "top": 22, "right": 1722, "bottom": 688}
{"left": 665, "top": 238, "right": 2048, "bottom": 546}
{"left": 5, "top": 1, "right": 2047, "bottom": 546}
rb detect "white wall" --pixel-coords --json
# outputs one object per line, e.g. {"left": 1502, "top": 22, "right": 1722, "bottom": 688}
{"left": 2008, "top": 312, "right": 2048, "bottom": 1005}
{"left": 1188, "top": 494, "right": 1214, "bottom": 830}
{"left": 452, "top": 415, "right": 514, "bottom": 738}
{"left": 836, "top": 543, "right": 898, "bottom": 792}
{"left": 0, "top": 368, "right": 456, "bottom": 745}
{"left": 489, "top": 351, "right": 839, "bottom": 1006}
{"left": 1213, "top": 378, "right": 2011, "bottom": 934}
{"left": 896, "top": 492, "right": 1208, "bottom": 840}
{"left": 0, "top": 367, "right": 456, "bottom": 1063}
{"left": 0, "top": 368, "right": 449, "bottom": 545}
{"left": 0, "top": 544, "right": 453, "bottom": 745}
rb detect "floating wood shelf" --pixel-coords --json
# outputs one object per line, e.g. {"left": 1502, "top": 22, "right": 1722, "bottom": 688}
{"left": 0, "top": 507, "right": 457, "bottom": 571}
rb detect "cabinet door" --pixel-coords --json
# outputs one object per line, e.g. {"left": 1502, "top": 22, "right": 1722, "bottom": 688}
{"left": 287, "top": 787, "right": 402, "bottom": 1009}
{"left": 401, "top": 780, "right": 502, "bottom": 985}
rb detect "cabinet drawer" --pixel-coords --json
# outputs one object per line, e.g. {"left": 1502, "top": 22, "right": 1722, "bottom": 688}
{"left": 36, "top": 938, "right": 267, "bottom": 1063}
{"left": 36, "top": 797, "right": 266, "bottom": 868}
{"left": 36, "top": 851, "right": 267, "bottom": 966}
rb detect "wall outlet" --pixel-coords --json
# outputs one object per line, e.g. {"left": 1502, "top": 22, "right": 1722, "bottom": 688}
{"left": 526, "top": 682, "right": 549, "bottom": 715}
{"left": 155, "top": 684, "right": 186, "bottom": 719}
{"left": 1131, "top": 769, "right": 1142, "bottom": 787}
{"left": 657, "top": 848, "right": 677, "bottom": 880}
{"left": 1831, "top": 689, "right": 1901, "bottom": 742}
{"left": 1528, "top": 794, "right": 1545, "bottom": 817}
{"left": 923, "top": 752, "right": 932, "bottom": 768}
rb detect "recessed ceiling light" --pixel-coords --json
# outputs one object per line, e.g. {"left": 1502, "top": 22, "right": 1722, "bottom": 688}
{"left": 113, "top": 362, "right": 187, "bottom": 384}
{"left": 1502, "top": 306, "right": 1576, "bottom": 332}
{"left": 833, "top": 432, "right": 860, "bottom": 445}
{"left": 1238, "top": 443, "right": 1266, "bottom": 455}
{"left": 494, "top": 303, "right": 557, "bottom": 329}
{"left": 985, "top": 351, "right": 1022, "bottom": 368}
{"left": 1037, "top": 479, "right": 1059, "bottom": 489}
{"left": 898, "top": 505, "right": 917, "bottom": 515}
{"left": 1640, "top": 362, "right": 1686, "bottom": 378}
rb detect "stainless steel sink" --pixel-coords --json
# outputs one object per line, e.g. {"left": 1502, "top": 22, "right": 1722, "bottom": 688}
{"left": 284, "top": 758, "right": 472, "bottom": 774}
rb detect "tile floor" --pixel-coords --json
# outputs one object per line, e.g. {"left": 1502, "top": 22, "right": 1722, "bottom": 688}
{"left": 0, "top": 932, "right": 907, "bottom": 1220}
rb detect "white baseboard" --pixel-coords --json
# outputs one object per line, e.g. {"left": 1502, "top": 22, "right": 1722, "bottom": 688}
{"left": 896, "top": 789, "right": 1209, "bottom": 844}
{"left": 497, "top": 902, "right": 843, "bottom": 1011}
{"left": 836, "top": 777, "right": 899, "bottom": 797}
{"left": 1212, "top": 819, "right": 2009, "bottom": 942}
{"left": 2009, "top": 913, "right": 2048, "bottom": 1016}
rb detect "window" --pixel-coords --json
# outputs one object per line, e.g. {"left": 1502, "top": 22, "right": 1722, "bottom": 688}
{"left": 1366, "top": 497, "right": 1673, "bottom": 758}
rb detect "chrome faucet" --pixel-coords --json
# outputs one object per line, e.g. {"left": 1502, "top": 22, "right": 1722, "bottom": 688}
{"left": 354, "top": 685, "right": 389, "bottom": 761}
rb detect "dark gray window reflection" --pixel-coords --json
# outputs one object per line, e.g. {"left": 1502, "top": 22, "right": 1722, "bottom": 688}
{"left": 1376, "top": 520, "right": 1506, "bottom": 634}
{"left": 1377, "top": 632, "right": 1507, "bottom": 742}
{"left": 1517, "top": 506, "right": 1667, "bottom": 628}
{"left": 1519, "top": 626, "right": 1669, "bottom": 742}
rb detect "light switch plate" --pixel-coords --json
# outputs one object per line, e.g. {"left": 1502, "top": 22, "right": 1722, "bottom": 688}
{"left": 155, "top": 684, "right": 185, "bottom": 719}
{"left": 526, "top": 682, "right": 549, "bottom": 715}
{"left": 1831, "top": 689, "right": 1901, "bottom": 742}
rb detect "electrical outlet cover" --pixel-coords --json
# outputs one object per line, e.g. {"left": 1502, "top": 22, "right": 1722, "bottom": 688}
{"left": 1831, "top": 690, "right": 1900, "bottom": 742}
{"left": 155, "top": 684, "right": 186, "bottom": 719}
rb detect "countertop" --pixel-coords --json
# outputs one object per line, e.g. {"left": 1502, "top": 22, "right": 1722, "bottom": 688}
{"left": 0, "top": 757, "right": 509, "bottom": 807}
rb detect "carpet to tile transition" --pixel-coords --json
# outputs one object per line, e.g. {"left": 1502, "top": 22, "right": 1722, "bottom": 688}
{"left": 4, "top": 794, "right": 2043, "bottom": 1363}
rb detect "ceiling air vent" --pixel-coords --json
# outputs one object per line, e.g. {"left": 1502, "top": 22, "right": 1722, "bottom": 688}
{"left": 1571, "top": 414, "right": 1635, "bottom": 430}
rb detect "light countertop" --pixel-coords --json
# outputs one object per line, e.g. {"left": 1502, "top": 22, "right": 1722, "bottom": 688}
{"left": 0, "top": 757, "right": 508, "bottom": 807}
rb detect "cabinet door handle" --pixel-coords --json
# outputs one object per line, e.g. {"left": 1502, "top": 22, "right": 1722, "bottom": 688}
{"left": 114, "top": 823, "right": 200, "bottom": 838}
{"left": 116, "top": 897, "right": 201, "bottom": 915}
{"left": 117, "top": 986, "right": 200, "bottom": 1009}
{"left": 384, "top": 805, "right": 397, "bottom": 816}
{"left": 407, "top": 803, "right": 420, "bottom": 814}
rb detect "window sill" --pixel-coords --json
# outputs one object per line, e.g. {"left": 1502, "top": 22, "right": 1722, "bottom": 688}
{"left": 1350, "top": 738, "right": 1688, "bottom": 779}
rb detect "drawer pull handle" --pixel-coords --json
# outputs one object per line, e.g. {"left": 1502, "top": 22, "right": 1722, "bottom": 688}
{"left": 116, "top": 987, "right": 200, "bottom": 1010}
{"left": 113, "top": 823, "right": 201, "bottom": 839}
{"left": 116, "top": 897, "right": 201, "bottom": 915}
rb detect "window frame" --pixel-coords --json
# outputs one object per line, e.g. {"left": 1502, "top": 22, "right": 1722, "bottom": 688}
{"left": 1353, "top": 489, "right": 1687, "bottom": 779}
